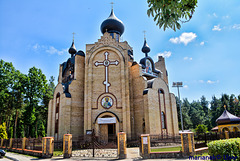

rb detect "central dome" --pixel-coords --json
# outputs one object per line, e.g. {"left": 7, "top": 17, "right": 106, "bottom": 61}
{"left": 100, "top": 9, "right": 125, "bottom": 36}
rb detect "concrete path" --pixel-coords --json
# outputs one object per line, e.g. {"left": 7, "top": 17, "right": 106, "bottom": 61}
{"left": 0, "top": 157, "right": 12, "bottom": 161}
{"left": 4, "top": 150, "right": 191, "bottom": 161}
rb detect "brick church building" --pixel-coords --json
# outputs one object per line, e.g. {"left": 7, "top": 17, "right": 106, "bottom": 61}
{"left": 47, "top": 8, "right": 179, "bottom": 141}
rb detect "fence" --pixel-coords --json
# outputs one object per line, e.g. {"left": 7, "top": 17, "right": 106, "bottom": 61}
{"left": 149, "top": 134, "right": 181, "bottom": 146}
{"left": 12, "top": 138, "right": 22, "bottom": 149}
{"left": 2, "top": 139, "right": 10, "bottom": 148}
{"left": 25, "top": 137, "right": 42, "bottom": 151}
{"left": 127, "top": 134, "right": 181, "bottom": 147}
{"left": 194, "top": 131, "right": 240, "bottom": 148}
{"left": 0, "top": 137, "right": 53, "bottom": 158}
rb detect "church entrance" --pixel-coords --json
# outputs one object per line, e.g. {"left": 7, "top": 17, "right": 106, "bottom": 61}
{"left": 95, "top": 113, "right": 119, "bottom": 145}
{"left": 98, "top": 116, "right": 117, "bottom": 143}
{"left": 99, "top": 123, "right": 116, "bottom": 143}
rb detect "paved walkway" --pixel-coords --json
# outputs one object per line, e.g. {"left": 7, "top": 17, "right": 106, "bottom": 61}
{"left": 4, "top": 149, "right": 191, "bottom": 161}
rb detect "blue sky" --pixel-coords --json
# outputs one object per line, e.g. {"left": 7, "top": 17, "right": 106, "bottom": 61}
{"left": 0, "top": 0, "right": 240, "bottom": 102}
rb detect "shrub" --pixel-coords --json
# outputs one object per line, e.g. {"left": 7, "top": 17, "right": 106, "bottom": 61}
{"left": 207, "top": 138, "right": 240, "bottom": 161}
{"left": 0, "top": 123, "right": 8, "bottom": 139}
{"left": 195, "top": 124, "right": 208, "bottom": 133}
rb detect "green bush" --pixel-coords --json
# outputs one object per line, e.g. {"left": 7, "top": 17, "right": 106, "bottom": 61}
{"left": 208, "top": 138, "right": 240, "bottom": 161}
{"left": 195, "top": 124, "right": 208, "bottom": 133}
{"left": 0, "top": 123, "right": 8, "bottom": 139}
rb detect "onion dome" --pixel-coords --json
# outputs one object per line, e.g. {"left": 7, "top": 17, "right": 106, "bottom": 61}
{"left": 68, "top": 41, "right": 77, "bottom": 57}
{"left": 142, "top": 39, "right": 150, "bottom": 57}
{"left": 216, "top": 110, "right": 240, "bottom": 125}
{"left": 100, "top": 9, "right": 125, "bottom": 36}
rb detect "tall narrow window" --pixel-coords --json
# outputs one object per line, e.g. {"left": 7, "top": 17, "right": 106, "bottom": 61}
{"left": 55, "top": 93, "right": 60, "bottom": 140}
{"left": 161, "top": 111, "right": 166, "bottom": 129}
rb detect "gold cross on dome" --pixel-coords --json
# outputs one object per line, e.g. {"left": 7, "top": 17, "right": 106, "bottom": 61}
{"left": 110, "top": 2, "right": 114, "bottom": 9}
{"left": 72, "top": 32, "right": 75, "bottom": 41}
{"left": 143, "top": 30, "right": 146, "bottom": 39}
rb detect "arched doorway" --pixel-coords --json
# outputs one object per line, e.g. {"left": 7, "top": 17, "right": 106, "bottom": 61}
{"left": 94, "top": 112, "right": 120, "bottom": 144}
{"left": 233, "top": 127, "right": 239, "bottom": 132}
{"left": 222, "top": 127, "right": 230, "bottom": 132}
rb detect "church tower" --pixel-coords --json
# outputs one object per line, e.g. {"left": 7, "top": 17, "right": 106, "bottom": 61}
{"left": 47, "top": 7, "right": 179, "bottom": 141}
{"left": 84, "top": 8, "right": 133, "bottom": 141}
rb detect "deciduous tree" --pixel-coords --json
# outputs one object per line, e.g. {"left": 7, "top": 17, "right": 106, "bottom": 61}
{"left": 147, "top": 0, "right": 198, "bottom": 31}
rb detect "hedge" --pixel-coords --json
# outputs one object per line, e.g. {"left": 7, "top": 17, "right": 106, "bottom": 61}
{"left": 207, "top": 138, "right": 240, "bottom": 161}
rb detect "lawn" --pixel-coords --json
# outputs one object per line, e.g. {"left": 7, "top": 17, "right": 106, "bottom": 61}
{"left": 151, "top": 146, "right": 181, "bottom": 152}
{"left": 53, "top": 150, "right": 63, "bottom": 157}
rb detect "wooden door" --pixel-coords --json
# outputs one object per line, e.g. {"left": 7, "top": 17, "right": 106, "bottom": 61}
{"left": 100, "top": 124, "right": 108, "bottom": 143}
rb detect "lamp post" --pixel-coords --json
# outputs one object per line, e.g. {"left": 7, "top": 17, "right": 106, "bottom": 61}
{"left": 172, "top": 82, "right": 184, "bottom": 132}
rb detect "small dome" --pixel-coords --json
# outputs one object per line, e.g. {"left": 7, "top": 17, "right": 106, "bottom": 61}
{"left": 68, "top": 41, "right": 77, "bottom": 55}
{"left": 142, "top": 39, "right": 150, "bottom": 56}
{"left": 216, "top": 110, "right": 240, "bottom": 125}
{"left": 100, "top": 9, "right": 124, "bottom": 36}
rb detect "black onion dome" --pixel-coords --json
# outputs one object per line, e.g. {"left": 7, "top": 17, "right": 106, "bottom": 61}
{"left": 68, "top": 41, "right": 77, "bottom": 55}
{"left": 216, "top": 110, "right": 240, "bottom": 125}
{"left": 142, "top": 39, "right": 151, "bottom": 55}
{"left": 100, "top": 9, "right": 125, "bottom": 36}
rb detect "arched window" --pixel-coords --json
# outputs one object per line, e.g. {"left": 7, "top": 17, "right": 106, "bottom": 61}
{"left": 55, "top": 93, "right": 60, "bottom": 140}
{"left": 161, "top": 111, "right": 166, "bottom": 129}
{"left": 158, "top": 89, "right": 164, "bottom": 94}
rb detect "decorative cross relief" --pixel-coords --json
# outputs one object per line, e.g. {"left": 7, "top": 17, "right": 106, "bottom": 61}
{"left": 94, "top": 52, "right": 119, "bottom": 93}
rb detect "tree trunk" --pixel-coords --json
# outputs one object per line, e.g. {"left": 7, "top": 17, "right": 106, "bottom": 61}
{"left": 14, "top": 109, "right": 18, "bottom": 138}
{"left": 35, "top": 119, "right": 38, "bottom": 138}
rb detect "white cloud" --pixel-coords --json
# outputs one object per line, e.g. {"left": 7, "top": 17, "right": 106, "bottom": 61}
{"left": 183, "top": 85, "right": 188, "bottom": 89}
{"left": 233, "top": 24, "right": 240, "bottom": 30}
{"left": 169, "top": 37, "right": 179, "bottom": 44}
{"left": 183, "top": 57, "right": 193, "bottom": 61}
{"left": 45, "top": 46, "right": 68, "bottom": 55}
{"left": 212, "top": 25, "right": 222, "bottom": 31}
{"left": 31, "top": 43, "right": 68, "bottom": 55}
{"left": 200, "top": 41, "right": 205, "bottom": 46}
{"left": 169, "top": 32, "right": 197, "bottom": 45}
{"left": 207, "top": 80, "right": 219, "bottom": 84}
{"left": 157, "top": 51, "right": 172, "bottom": 58}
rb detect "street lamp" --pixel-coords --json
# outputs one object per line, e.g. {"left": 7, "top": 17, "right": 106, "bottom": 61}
{"left": 172, "top": 82, "right": 184, "bottom": 132}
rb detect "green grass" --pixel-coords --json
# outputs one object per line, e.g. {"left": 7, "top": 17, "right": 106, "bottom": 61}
{"left": 53, "top": 150, "right": 63, "bottom": 157}
{"left": 151, "top": 146, "right": 181, "bottom": 152}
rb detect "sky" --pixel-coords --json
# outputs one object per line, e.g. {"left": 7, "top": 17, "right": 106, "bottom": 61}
{"left": 0, "top": 0, "right": 240, "bottom": 102}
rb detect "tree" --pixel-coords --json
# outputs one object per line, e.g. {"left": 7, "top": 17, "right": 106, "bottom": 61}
{"left": 147, "top": 0, "right": 198, "bottom": 31}
{"left": 0, "top": 59, "right": 53, "bottom": 138}
{"left": 23, "top": 67, "right": 48, "bottom": 137}
{"left": 195, "top": 124, "right": 207, "bottom": 133}
{"left": 0, "top": 123, "right": 8, "bottom": 139}
{"left": 176, "top": 98, "right": 193, "bottom": 130}
{"left": 39, "top": 76, "right": 55, "bottom": 137}
{"left": 189, "top": 101, "right": 204, "bottom": 128}
{"left": 11, "top": 70, "right": 26, "bottom": 138}
{"left": 210, "top": 95, "right": 221, "bottom": 128}
{"left": 229, "top": 94, "right": 239, "bottom": 116}
{"left": 200, "top": 96, "right": 211, "bottom": 130}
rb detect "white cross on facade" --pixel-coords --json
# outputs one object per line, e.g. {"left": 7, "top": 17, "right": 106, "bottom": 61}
{"left": 94, "top": 52, "right": 119, "bottom": 93}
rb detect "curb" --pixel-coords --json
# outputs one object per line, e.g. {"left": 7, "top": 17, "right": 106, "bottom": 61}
{"left": 5, "top": 155, "right": 19, "bottom": 161}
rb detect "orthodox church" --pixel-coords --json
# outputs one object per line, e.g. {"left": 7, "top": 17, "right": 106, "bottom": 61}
{"left": 47, "top": 8, "right": 179, "bottom": 141}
